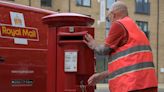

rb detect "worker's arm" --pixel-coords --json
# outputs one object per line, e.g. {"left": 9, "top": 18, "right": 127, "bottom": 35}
{"left": 87, "top": 71, "right": 109, "bottom": 86}
{"left": 94, "top": 45, "right": 113, "bottom": 55}
{"left": 84, "top": 22, "right": 128, "bottom": 55}
{"left": 85, "top": 34, "right": 113, "bottom": 55}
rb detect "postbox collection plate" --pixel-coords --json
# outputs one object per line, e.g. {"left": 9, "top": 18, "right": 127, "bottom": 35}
{"left": 64, "top": 50, "right": 78, "bottom": 72}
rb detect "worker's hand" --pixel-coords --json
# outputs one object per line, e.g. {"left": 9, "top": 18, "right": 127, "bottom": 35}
{"left": 84, "top": 33, "right": 97, "bottom": 50}
{"left": 87, "top": 73, "right": 101, "bottom": 86}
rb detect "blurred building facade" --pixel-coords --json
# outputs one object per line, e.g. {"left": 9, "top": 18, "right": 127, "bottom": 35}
{"left": 5, "top": 0, "right": 164, "bottom": 83}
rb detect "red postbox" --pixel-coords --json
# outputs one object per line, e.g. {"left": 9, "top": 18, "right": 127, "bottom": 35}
{"left": 43, "top": 13, "right": 95, "bottom": 92}
{"left": 0, "top": 1, "right": 56, "bottom": 92}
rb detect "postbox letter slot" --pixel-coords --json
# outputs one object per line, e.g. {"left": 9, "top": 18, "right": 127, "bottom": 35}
{"left": 0, "top": 56, "right": 5, "bottom": 63}
{"left": 59, "top": 35, "right": 83, "bottom": 41}
{"left": 58, "top": 31, "right": 87, "bottom": 44}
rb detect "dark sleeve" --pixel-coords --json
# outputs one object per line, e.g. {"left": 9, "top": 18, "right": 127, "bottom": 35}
{"left": 105, "top": 21, "right": 128, "bottom": 50}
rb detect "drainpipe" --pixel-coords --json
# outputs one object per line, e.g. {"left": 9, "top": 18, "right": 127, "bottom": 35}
{"left": 157, "top": 0, "right": 159, "bottom": 79}
{"left": 29, "top": 0, "right": 31, "bottom": 6}
{"left": 68, "top": 0, "right": 71, "bottom": 12}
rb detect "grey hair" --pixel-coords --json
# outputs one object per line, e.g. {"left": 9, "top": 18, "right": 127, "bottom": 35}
{"left": 110, "top": 1, "right": 128, "bottom": 16}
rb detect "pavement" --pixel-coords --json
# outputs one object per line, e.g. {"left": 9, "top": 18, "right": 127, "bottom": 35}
{"left": 95, "top": 83, "right": 164, "bottom": 92}
{"left": 159, "top": 83, "right": 164, "bottom": 89}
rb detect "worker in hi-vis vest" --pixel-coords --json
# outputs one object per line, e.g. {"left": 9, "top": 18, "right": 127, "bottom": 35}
{"left": 85, "top": 1, "right": 158, "bottom": 92}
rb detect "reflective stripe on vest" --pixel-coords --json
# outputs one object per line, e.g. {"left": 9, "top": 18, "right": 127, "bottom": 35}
{"left": 108, "top": 62, "right": 154, "bottom": 80}
{"left": 108, "top": 45, "right": 152, "bottom": 64}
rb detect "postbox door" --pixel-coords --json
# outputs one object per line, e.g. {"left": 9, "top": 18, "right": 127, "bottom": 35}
{"left": 56, "top": 26, "right": 95, "bottom": 92}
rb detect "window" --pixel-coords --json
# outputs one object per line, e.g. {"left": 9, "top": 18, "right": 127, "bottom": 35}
{"left": 105, "top": 21, "right": 111, "bottom": 37}
{"left": 136, "top": 21, "right": 149, "bottom": 39}
{"left": 106, "top": 0, "right": 115, "bottom": 10}
{"left": 135, "top": 0, "right": 150, "bottom": 15}
{"left": 41, "top": 0, "right": 52, "bottom": 7}
{"left": 106, "top": 0, "right": 115, "bottom": 37}
{"left": 76, "top": 0, "right": 91, "bottom": 7}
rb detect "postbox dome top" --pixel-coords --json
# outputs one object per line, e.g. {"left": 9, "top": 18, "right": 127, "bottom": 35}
{"left": 42, "top": 13, "right": 94, "bottom": 27}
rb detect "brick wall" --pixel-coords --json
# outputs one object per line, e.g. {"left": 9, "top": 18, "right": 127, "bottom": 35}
{"left": 158, "top": 0, "right": 164, "bottom": 83}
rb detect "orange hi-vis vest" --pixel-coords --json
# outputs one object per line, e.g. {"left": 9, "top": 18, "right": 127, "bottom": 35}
{"left": 108, "top": 17, "right": 158, "bottom": 92}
